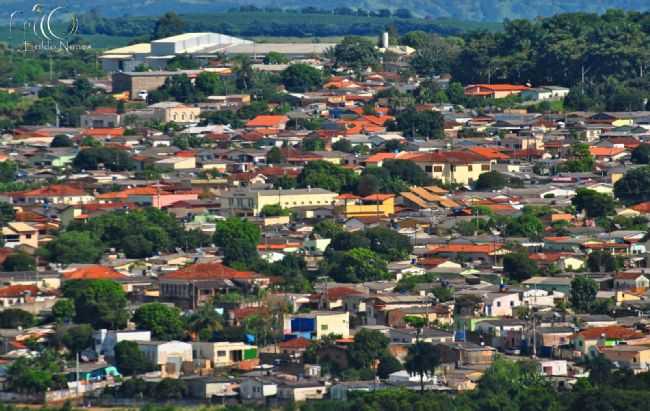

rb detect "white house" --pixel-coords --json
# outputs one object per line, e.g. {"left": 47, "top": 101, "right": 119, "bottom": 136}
{"left": 240, "top": 377, "right": 278, "bottom": 401}
{"left": 137, "top": 340, "right": 193, "bottom": 376}
{"left": 94, "top": 329, "right": 151, "bottom": 358}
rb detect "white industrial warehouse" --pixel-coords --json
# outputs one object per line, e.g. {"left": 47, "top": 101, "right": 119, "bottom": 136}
{"left": 100, "top": 32, "right": 336, "bottom": 72}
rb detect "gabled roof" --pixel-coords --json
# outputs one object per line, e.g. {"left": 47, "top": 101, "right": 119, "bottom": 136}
{"left": 574, "top": 325, "right": 642, "bottom": 340}
{"left": 279, "top": 337, "right": 311, "bottom": 349}
{"left": 21, "top": 184, "right": 88, "bottom": 197}
{"left": 589, "top": 147, "right": 626, "bottom": 157}
{"left": 246, "top": 115, "right": 289, "bottom": 128}
{"left": 468, "top": 146, "right": 510, "bottom": 160}
{"left": 161, "top": 262, "right": 259, "bottom": 281}
{"left": 0, "top": 284, "right": 41, "bottom": 298}
{"left": 63, "top": 265, "right": 126, "bottom": 281}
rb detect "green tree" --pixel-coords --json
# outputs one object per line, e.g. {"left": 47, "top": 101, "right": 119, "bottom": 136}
{"left": 42, "top": 231, "right": 105, "bottom": 263}
{"left": 115, "top": 340, "right": 153, "bottom": 376}
{"left": 377, "top": 353, "right": 403, "bottom": 379}
{"left": 302, "top": 136, "right": 325, "bottom": 151}
{"left": 61, "top": 324, "right": 94, "bottom": 354}
{"left": 281, "top": 64, "right": 323, "bottom": 92}
{"left": 50, "top": 134, "right": 73, "bottom": 148}
{"left": 587, "top": 250, "right": 623, "bottom": 272}
{"left": 0, "top": 202, "right": 15, "bottom": 225}
{"left": 334, "top": 36, "right": 379, "bottom": 73}
{"left": 365, "top": 227, "right": 413, "bottom": 261}
{"left": 2, "top": 253, "right": 36, "bottom": 272}
{"left": 563, "top": 143, "right": 595, "bottom": 172}
{"left": 264, "top": 52, "right": 289, "bottom": 64}
{"left": 73, "top": 147, "right": 135, "bottom": 171}
{"left": 614, "top": 166, "right": 650, "bottom": 204}
{"left": 23, "top": 98, "right": 57, "bottom": 125}
{"left": 349, "top": 329, "right": 390, "bottom": 369}
{"left": 154, "top": 378, "right": 188, "bottom": 400}
{"left": 570, "top": 276, "right": 598, "bottom": 312}
{"left": 62, "top": 280, "right": 129, "bottom": 329}
{"left": 332, "top": 139, "right": 353, "bottom": 153}
{"left": 313, "top": 220, "right": 344, "bottom": 239}
{"left": 387, "top": 108, "right": 444, "bottom": 140}
{"left": 323, "top": 248, "right": 389, "bottom": 283}
{"left": 631, "top": 144, "right": 650, "bottom": 164}
{"left": 572, "top": 188, "right": 615, "bottom": 218}
{"left": 503, "top": 252, "right": 539, "bottom": 282}
{"left": 52, "top": 299, "right": 76, "bottom": 324}
{"left": 475, "top": 170, "right": 508, "bottom": 190}
{"left": 195, "top": 71, "right": 222, "bottom": 95}
{"left": 297, "top": 160, "right": 359, "bottom": 192}
{"left": 153, "top": 12, "right": 186, "bottom": 39}
{"left": 266, "top": 146, "right": 285, "bottom": 164}
{"left": 133, "top": 303, "right": 185, "bottom": 340}
{"left": 214, "top": 218, "right": 260, "bottom": 266}
{"left": 0, "top": 308, "right": 35, "bottom": 328}
{"left": 186, "top": 303, "right": 223, "bottom": 341}
{"left": 405, "top": 342, "right": 440, "bottom": 393}
{"left": 260, "top": 204, "right": 290, "bottom": 217}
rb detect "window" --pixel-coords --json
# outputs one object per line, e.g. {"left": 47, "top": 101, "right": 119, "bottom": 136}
{"left": 217, "top": 350, "right": 227, "bottom": 357}
{"left": 481, "top": 164, "right": 490, "bottom": 171}
{"left": 321, "top": 324, "right": 328, "bottom": 331}
{"left": 510, "top": 301, "right": 514, "bottom": 306}
{"left": 496, "top": 301, "right": 501, "bottom": 307}
{"left": 425, "top": 165, "right": 433, "bottom": 172}
{"left": 468, "top": 165, "right": 473, "bottom": 171}
{"left": 433, "top": 166, "right": 443, "bottom": 172}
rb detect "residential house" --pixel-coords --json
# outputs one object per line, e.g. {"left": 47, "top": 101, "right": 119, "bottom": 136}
{"left": 464, "top": 84, "right": 529, "bottom": 99}
{"left": 284, "top": 311, "right": 350, "bottom": 340}
{"left": 159, "top": 262, "right": 270, "bottom": 309}
{"left": 337, "top": 193, "right": 395, "bottom": 218}
{"left": 137, "top": 340, "right": 193, "bottom": 377}
{"left": 246, "top": 115, "right": 289, "bottom": 130}
{"left": 80, "top": 107, "right": 122, "bottom": 128}
{"left": 0, "top": 284, "right": 55, "bottom": 308}
{"left": 239, "top": 377, "right": 278, "bottom": 402}
{"left": 601, "top": 345, "right": 650, "bottom": 371}
{"left": 94, "top": 329, "right": 152, "bottom": 358}
{"left": 614, "top": 272, "right": 650, "bottom": 290}
{"left": 571, "top": 326, "right": 644, "bottom": 357}
{"left": 150, "top": 102, "right": 201, "bottom": 124}
{"left": 12, "top": 184, "right": 94, "bottom": 205}
{"left": 2, "top": 222, "right": 39, "bottom": 249}
{"left": 220, "top": 188, "right": 337, "bottom": 217}
{"left": 411, "top": 151, "right": 493, "bottom": 185}
{"left": 192, "top": 341, "right": 259, "bottom": 369}
{"left": 389, "top": 327, "right": 454, "bottom": 344}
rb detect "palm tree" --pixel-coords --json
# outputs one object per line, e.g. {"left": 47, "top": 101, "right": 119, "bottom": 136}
{"left": 186, "top": 304, "right": 223, "bottom": 341}
{"left": 405, "top": 342, "right": 441, "bottom": 393}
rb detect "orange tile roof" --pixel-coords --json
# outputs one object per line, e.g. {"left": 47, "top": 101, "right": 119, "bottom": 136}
{"left": 365, "top": 153, "right": 398, "bottom": 164}
{"left": 589, "top": 147, "right": 626, "bottom": 157}
{"left": 468, "top": 147, "right": 511, "bottom": 160}
{"left": 0, "top": 284, "right": 40, "bottom": 298}
{"left": 64, "top": 265, "right": 126, "bottom": 281}
{"left": 81, "top": 128, "right": 125, "bottom": 137}
{"left": 466, "top": 84, "right": 529, "bottom": 92}
{"left": 246, "top": 115, "right": 289, "bottom": 128}
{"left": 161, "top": 262, "right": 259, "bottom": 281}
{"left": 22, "top": 184, "right": 87, "bottom": 197}
{"left": 337, "top": 193, "right": 360, "bottom": 200}
{"left": 631, "top": 202, "right": 650, "bottom": 213}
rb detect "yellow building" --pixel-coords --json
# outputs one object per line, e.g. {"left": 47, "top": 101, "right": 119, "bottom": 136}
{"left": 2, "top": 222, "right": 39, "bottom": 249}
{"left": 601, "top": 345, "right": 650, "bottom": 370}
{"left": 284, "top": 311, "right": 350, "bottom": 340}
{"left": 338, "top": 193, "right": 395, "bottom": 218}
{"left": 410, "top": 151, "right": 493, "bottom": 186}
{"left": 150, "top": 101, "right": 201, "bottom": 124}
{"left": 221, "top": 188, "right": 338, "bottom": 216}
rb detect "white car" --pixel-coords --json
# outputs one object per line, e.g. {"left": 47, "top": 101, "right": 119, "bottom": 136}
{"left": 135, "top": 90, "right": 148, "bottom": 101}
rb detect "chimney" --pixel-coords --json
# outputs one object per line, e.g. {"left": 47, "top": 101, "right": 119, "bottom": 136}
{"left": 382, "top": 32, "right": 389, "bottom": 49}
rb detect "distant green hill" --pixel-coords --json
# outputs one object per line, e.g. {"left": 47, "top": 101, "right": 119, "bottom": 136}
{"left": 0, "top": 0, "right": 650, "bottom": 21}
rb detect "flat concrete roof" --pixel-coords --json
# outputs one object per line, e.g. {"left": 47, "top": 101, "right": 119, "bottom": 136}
{"left": 225, "top": 43, "right": 336, "bottom": 55}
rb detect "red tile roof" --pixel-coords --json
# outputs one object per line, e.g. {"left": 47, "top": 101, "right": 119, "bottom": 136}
{"left": 279, "top": 337, "right": 312, "bottom": 349}
{"left": 427, "top": 243, "right": 503, "bottom": 254}
{"left": 574, "top": 326, "right": 641, "bottom": 340}
{"left": 161, "top": 262, "right": 258, "bottom": 281}
{"left": 81, "top": 128, "right": 125, "bottom": 137}
{"left": 322, "top": 286, "right": 363, "bottom": 301}
{"left": 0, "top": 284, "right": 40, "bottom": 298}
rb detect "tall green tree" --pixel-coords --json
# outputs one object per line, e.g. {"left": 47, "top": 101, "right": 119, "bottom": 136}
{"left": 405, "top": 342, "right": 440, "bottom": 393}
{"left": 62, "top": 280, "right": 129, "bottom": 329}
{"left": 133, "top": 303, "right": 185, "bottom": 340}
{"left": 570, "top": 276, "right": 598, "bottom": 312}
